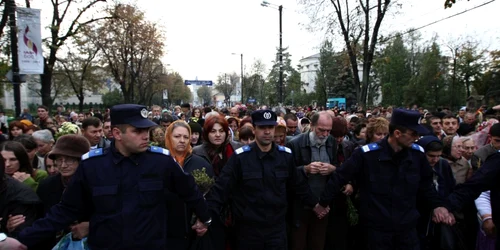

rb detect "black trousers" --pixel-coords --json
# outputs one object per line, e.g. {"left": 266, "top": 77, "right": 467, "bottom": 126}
{"left": 235, "top": 223, "right": 287, "bottom": 250}
{"left": 365, "top": 228, "right": 420, "bottom": 250}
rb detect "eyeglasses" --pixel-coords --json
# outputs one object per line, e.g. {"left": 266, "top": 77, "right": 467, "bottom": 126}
{"left": 54, "top": 158, "right": 78, "bottom": 167}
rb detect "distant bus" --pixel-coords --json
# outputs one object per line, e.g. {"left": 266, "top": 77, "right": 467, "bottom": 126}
{"left": 326, "top": 98, "right": 346, "bottom": 109}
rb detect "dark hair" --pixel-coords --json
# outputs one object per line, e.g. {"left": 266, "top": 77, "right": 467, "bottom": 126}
{"left": 0, "top": 141, "right": 33, "bottom": 176}
{"left": 354, "top": 123, "right": 367, "bottom": 136}
{"left": 490, "top": 123, "right": 500, "bottom": 137}
{"left": 239, "top": 126, "right": 255, "bottom": 140}
{"left": 349, "top": 116, "right": 360, "bottom": 124}
{"left": 161, "top": 114, "right": 174, "bottom": 123}
{"left": 37, "top": 105, "right": 49, "bottom": 111}
{"left": 13, "top": 135, "right": 39, "bottom": 169}
{"left": 13, "top": 134, "right": 37, "bottom": 151}
{"left": 389, "top": 124, "right": 408, "bottom": 135}
{"left": 426, "top": 141, "right": 444, "bottom": 152}
{"left": 203, "top": 107, "right": 212, "bottom": 115}
{"left": 442, "top": 115, "right": 459, "bottom": 123}
{"left": 82, "top": 117, "right": 102, "bottom": 130}
{"left": 331, "top": 117, "right": 348, "bottom": 137}
{"left": 426, "top": 116, "right": 441, "bottom": 123}
{"left": 284, "top": 113, "right": 298, "bottom": 122}
{"left": 8, "top": 121, "right": 27, "bottom": 139}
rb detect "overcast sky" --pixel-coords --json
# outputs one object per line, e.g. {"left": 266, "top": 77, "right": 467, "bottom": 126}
{"left": 31, "top": 0, "right": 500, "bottom": 83}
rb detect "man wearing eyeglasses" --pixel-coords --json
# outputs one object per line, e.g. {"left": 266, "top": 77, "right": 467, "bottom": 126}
{"left": 319, "top": 109, "right": 455, "bottom": 250}
{"left": 17, "top": 104, "right": 211, "bottom": 249}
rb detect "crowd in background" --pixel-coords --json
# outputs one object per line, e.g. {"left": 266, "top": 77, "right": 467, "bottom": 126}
{"left": 0, "top": 102, "right": 499, "bottom": 250}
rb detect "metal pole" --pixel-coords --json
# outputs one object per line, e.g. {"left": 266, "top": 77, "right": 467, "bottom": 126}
{"left": 278, "top": 5, "right": 283, "bottom": 105}
{"left": 9, "top": 0, "right": 21, "bottom": 117}
{"left": 240, "top": 53, "right": 243, "bottom": 104}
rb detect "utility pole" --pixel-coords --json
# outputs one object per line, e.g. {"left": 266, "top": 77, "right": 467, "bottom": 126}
{"left": 8, "top": 0, "right": 22, "bottom": 117}
{"left": 240, "top": 53, "right": 244, "bottom": 104}
{"left": 278, "top": 5, "right": 283, "bottom": 105}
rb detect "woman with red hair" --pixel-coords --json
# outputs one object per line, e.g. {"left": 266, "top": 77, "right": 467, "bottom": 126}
{"left": 193, "top": 114, "right": 242, "bottom": 177}
{"left": 8, "top": 121, "right": 27, "bottom": 140}
{"left": 192, "top": 114, "right": 242, "bottom": 250}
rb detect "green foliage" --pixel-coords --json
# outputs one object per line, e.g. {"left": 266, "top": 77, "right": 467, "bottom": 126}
{"left": 243, "top": 59, "right": 266, "bottom": 105}
{"left": 456, "top": 41, "right": 485, "bottom": 97}
{"left": 405, "top": 41, "right": 449, "bottom": 108}
{"left": 480, "top": 50, "right": 500, "bottom": 104}
{"left": 215, "top": 73, "right": 238, "bottom": 105}
{"left": 346, "top": 196, "right": 359, "bottom": 226}
{"left": 191, "top": 168, "right": 214, "bottom": 194}
{"left": 197, "top": 86, "right": 212, "bottom": 105}
{"left": 102, "top": 89, "right": 124, "bottom": 108}
{"left": 0, "top": 60, "right": 8, "bottom": 98}
{"left": 374, "top": 34, "right": 411, "bottom": 107}
{"left": 315, "top": 40, "right": 356, "bottom": 108}
{"left": 285, "top": 91, "right": 315, "bottom": 106}
{"left": 266, "top": 47, "right": 302, "bottom": 105}
{"left": 165, "top": 72, "right": 192, "bottom": 105}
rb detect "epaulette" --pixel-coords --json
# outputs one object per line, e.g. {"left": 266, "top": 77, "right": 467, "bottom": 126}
{"left": 81, "top": 148, "right": 104, "bottom": 160}
{"left": 149, "top": 146, "right": 170, "bottom": 156}
{"left": 278, "top": 145, "right": 292, "bottom": 154}
{"left": 361, "top": 143, "right": 380, "bottom": 153}
{"left": 411, "top": 143, "right": 425, "bottom": 153}
{"left": 235, "top": 145, "right": 251, "bottom": 155}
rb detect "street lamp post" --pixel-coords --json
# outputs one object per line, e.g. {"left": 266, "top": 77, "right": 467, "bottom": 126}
{"left": 232, "top": 53, "right": 244, "bottom": 104}
{"left": 278, "top": 5, "right": 283, "bottom": 105}
{"left": 8, "top": 0, "right": 21, "bottom": 117}
{"left": 262, "top": 1, "right": 283, "bottom": 104}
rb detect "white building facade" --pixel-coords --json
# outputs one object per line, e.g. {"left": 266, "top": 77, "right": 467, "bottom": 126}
{"left": 1, "top": 74, "right": 120, "bottom": 110}
{"left": 297, "top": 53, "right": 320, "bottom": 94}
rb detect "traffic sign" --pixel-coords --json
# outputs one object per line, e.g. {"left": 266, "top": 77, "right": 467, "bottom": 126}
{"left": 184, "top": 80, "right": 213, "bottom": 86}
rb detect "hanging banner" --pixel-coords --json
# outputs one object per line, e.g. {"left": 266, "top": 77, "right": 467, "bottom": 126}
{"left": 17, "top": 7, "right": 43, "bottom": 74}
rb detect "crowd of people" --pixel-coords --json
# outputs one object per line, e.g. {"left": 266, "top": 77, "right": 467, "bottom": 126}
{"left": 0, "top": 102, "right": 499, "bottom": 250}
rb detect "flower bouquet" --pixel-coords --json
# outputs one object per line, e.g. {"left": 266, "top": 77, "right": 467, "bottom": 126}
{"left": 54, "top": 122, "right": 81, "bottom": 140}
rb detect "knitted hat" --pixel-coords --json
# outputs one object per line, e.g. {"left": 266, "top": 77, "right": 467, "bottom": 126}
{"left": 20, "top": 119, "right": 33, "bottom": 127}
{"left": 48, "top": 134, "right": 90, "bottom": 160}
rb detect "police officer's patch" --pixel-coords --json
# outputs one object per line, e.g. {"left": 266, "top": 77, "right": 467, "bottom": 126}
{"left": 235, "top": 145, "right": 251, "bottom": 154}
{"left": 411, "top": 143, "right": 425, "bottom": 153}
{"left": 81, "top": 148, "right": 103, "bottom": 160}
{"left": 362, "top": 143, "right": 380, "bottom": 153}
{"left": 140, "top": 108, "right": 148, "bottom": 118}
{"left": 263, "top": 112, "right": 272, "bottom": 119}
{"left": 149, "top": 146, "right": 170, "bottom": 155}
{"left": 278, "top": 145, "right": 292, "bottom": 154}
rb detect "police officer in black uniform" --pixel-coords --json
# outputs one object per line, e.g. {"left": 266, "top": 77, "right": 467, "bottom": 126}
{"left": 18, "top": 104, "right": 211, "bottom": 250}
{"left": 206, "top": 110, "right": 327, "bottom": 250}
{"left": 319, "top": 109, "right": 454, "bottom": 250}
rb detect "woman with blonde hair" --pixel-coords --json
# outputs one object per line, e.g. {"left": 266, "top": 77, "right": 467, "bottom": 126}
{"left": 365, "top": 117, "right": 389, "bottom": 143}
{"left": 164, "top": 120, "right": 213, "bottom": 250}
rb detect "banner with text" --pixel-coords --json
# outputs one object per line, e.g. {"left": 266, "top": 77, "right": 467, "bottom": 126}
{"left": 17, "top": 7, "right": 43, "bottom": 74}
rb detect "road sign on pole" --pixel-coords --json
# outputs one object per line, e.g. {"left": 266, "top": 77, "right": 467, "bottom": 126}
{"left": 184, "top": 80, "right": 213, "bottom": 86}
